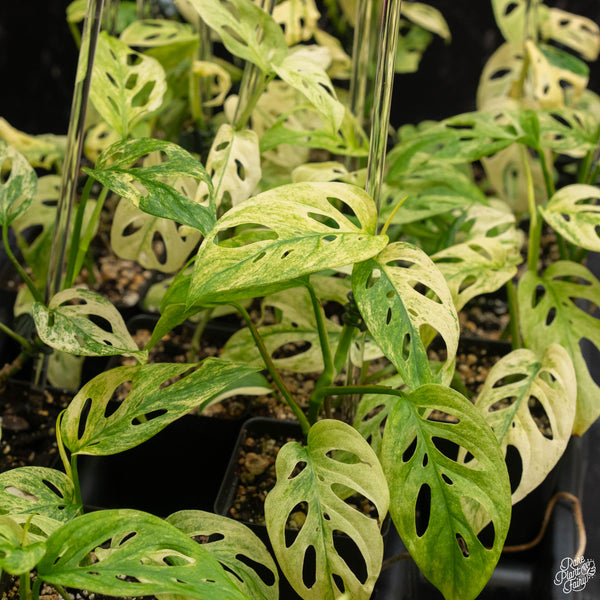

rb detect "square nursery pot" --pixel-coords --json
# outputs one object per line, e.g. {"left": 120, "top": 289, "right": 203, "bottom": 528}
{"left": 214, "top": 416, "right": 391, "bottom": 600}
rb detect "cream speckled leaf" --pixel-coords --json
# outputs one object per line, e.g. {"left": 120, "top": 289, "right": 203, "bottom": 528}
{"left": 540, "top": 8, "right": 600, "bottom": 62}
{"left": 0, "top": 467, "right": 80, "bottom": 522}
{"left": 473, "top": 345, "right": 576, "bottom": 504}
{"left": 33, "top": 288, "right": 146, "bottom": 360}
{"left": 187, "top": 182, "right": 387, "bottom": 307}
{"left": 539, "top": 184, "right": 600, "bottom": 251}
{"left": 433, "top": 237, "right": 520, "bottom": 311}
{"left": 518, "top": 261, "right": 600, "bottom": 435}
{"left": 0, "top": 140, "right": 37, "bottom": 227}
{"left": 477, "top": 43, "right": 522, "bottom": 111}
{"left": 192, "top": 60, "right": 232, "bottom": 108}
{"left": 292, "top": 161, "right": 349, "bottom": 183}
{"left": 90, "top": 32, "right": 166, "bottom": 138}
{"left": 273, "top": 0, "right": 320, "bottom": 45}
{"left": 61, "top": 360, "right": 260, "bottom": 455}
{"left": 37, "top": 510, "right": 249, "bottom": 600}
{"left": 111, "top": 199, "right": 201, "bottom": 273}
{"left": 196, "top": 124, "right": 261, "bottom": 210}
{"left": 185, "top": 0, "right": 287, "bottom": 73}
{"left": 491, "top": 0, "right": 540, "bottom": 45}
{"left": 353, "top": 242, "right": 459, "bottom": 389}
{"left": 166, "top": 511, "right": 279, "bottom": 600}
{"left": 382, "top": 384, "right": 511, "bottom": 600}
{"left": 120, "top": 19, "right": 198, "bottom": 47}
{"left": 85, "top": 138, "right": 215, "bottom": 234}
{"left": 265, "top": 419, "right": 389, "bottom": 600}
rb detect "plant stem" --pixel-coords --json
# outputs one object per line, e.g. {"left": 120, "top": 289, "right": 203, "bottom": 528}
{"left": 70, "top": 454, "right": 83, "bottom": 508}
{"left": 1, "top": 226, "right": 43, "bottom": 304}
{"left": 313, "top": 384, "right": 404, "bottom": 405}
{"left": 235, "top": 303, "right": 310, "bottom": 435}
{"left": 365, "top": 0, "right": 403, "bottom": 219}
{"left": 521, "top": 145, "right": 542, "bottom": 275}
{"left": 188, "top": 308, "right": 214, "bottom": 362}
{"left": 0, "top": 321, "right": 35, "bottom": 354}
{"left": 19, "top": 573, "right": 31, "bottom": 600}
{"left": 56, "top": 411, "right": 73, "bottom": 481}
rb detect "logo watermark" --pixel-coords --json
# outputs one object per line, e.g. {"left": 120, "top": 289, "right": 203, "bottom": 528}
{"left": 554, "top": 556, "right": 596, "bottom": 594}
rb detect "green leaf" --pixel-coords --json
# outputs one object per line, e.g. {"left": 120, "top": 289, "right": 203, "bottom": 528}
{"left": 537, "top": 109, "right": 597, "bottom": 154}
{"left": 89, "top": 32, "right": 167, "bottom": 138}
{"left": 539, "top": 184, "right": 600, "bottom": 251}
{"left": 61, "top": 359, "right": 260, "bottom": 455}
{"left": 353, "top": 242, "right": 459, "bottom": 389}
{"left": 167, "top": 510, "right": 279, "bottom": 600}
{"left": 85, "top": 137, "right": 216, "bottom": 234}
{"left": 120, "top": 19, "right": 198, "bottom": 47}
{"left": 0, "top": 516, "right": 46, "bottom": 575}
{"left": 432, "top": 237, "right": 520, "bottom": 311}
{"left": 518, "top": 262, "right": 600, "bottom": 435}
{"left": 265, "top": 419, "right": 389, "bottom": 600}
{"left": 0, "top": 140, "right": 37, "bottom": 227}
{"left": 185, "top": 0, "right": 287, "bottom": 73}
{"left": 381, "top": 384, "right": 511, "bottom": 600}
{"left": 474, "top": 345, "right": 576, "bottom": 504}
{"left": 32, "top": 288, "right": 147, "bottom": 360}
{"left": 187, "top": 182, "right": 387, "bottom": 307}
{"left": 0, "top": 467, "right": 80, "bottom": 522}
{"left": 110, "top": 198, "right": 201, "bottom": 273}
{"left": 36, "top": 509, "right": 249, "bottom": 600}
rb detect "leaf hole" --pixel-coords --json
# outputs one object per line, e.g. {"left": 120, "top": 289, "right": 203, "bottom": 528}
{"left": 42, "top": 479, "right": 64, "bottom": 499}
{"left": 580, "top": 338, "right": 600, "bottom": 386}
{"left": 456, "top": 533, "right": 469, "bottom": 557}
{"left": 528, "top": 395, "right": 553, "bottom": 439}
{"left": 402, "top": 437, "right": 417, "bottom": 462}
{"left": 131, "top": 408, "right": 168, "bottom": 425}
{"left": 4, "top": 486, "right": 39, "bottom": 502}
{"left": 431, "top": 436, "right": 460, "bottom": 461}
{"left": 545, "top": 307, "right": 556, "bottom": 326}
{"left": 332, "top": 573, "right": 345, "bottom": 594}
{"left": 78, "top": 397, "right": 93, "bottom": 440}
{"left": 489, "top": 395, "right": 518, "bottom": 411}
{"left": 286, "top": 502, "right": 308, "bottom": 540}
{"left": 477, "top": 519, "right": 495, "bottom": 550}
{"left": 441, "top": 473, "right": 453, "bottom": 485}
{"left": 422, "top": 453, "right": 428, "bottom": 467}
{"left": 415, "top": 483, "right": 431, "bottom": 537}
{"left": 505, "top": 444, "right": 523, "bottom": 494}
{"left": 307, "top": 211, "right": 340, "bottom": 229}
{"left": 272, "top": 341, "right": 312, "bottom": 359}
{"left": 386, "top": 307, "right": 392, "bottom": 325}
{"left": 301, "top": 544, "right": 316, "bottom": 588}
{"left": 234, "top": 159, "right": 246, "bottom": 181}
{"left": 288, "top": 461, "right": 307, "bottom": 479}
{"left": 235, "top": 554, "right": 276, "bottom": 586}
{"left": 531, "top": 285, "right": 546, "bottom": 308}
{"left": 332, "top": 531, "right": 368, "bottom": 584}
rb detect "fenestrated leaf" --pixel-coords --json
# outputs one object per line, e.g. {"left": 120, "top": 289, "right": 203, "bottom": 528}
{"left": 518, "top": 261, "right": 600, "bottom": 435}
{"left": 110, "top": 198, "right": 201, "bottom": 273}
{"left": 353, "top": 242, "right": 459, "bottom": 389}
{"left": 539, "top": 184, "right": 600, "bottom": 251}
{"left": 381, "top": 384, "right": 511, "bottom": 600}
{"left": 36, "top": 509, "right": 249, "bottom": 600}
{"left": 536, "top": 108, "right": 596, "bottom": 155}
{"left": 0, "top": 140, "right": 37, "bottom": 227}
{"left": 187, "top": 182, "right": 387, "bottom": 308}
{"left": 89, "top": 32, "right": 166, "bottom": 138}
{"left": 185, "top": 0, "right": 287, "bottom": 73}
{"left": 491, "top": 0, "right": 540, "bottom": 45}
{"left": 402, "top": 2, "right": 451, "bottom": 41}
{"left": 273, "top": 0, "right": 320, "bottom": 45}
{"left": 0, "top": 467, "right": 80, "bottom": 522}
{"left": 61, "top": 359, "right": 260, "bottom": 455}
{"left": 84, "top": 137, "right": 216, "bottom": 234}
{"left": 265, "top": 419, "right": 389, "bottom": 600}
{"left": 456, "top": 199, "right": 522, "bottom": 249}
{"left": 540, "top": 7, "right": 600, "bottom": 62}
{"left": 0, "top": 516, "right": 46, "bottom": 575}
{"left": 32, "top": 288, "right": 147, "bottom": 361}
{"left": 195, "top": 124, "right": 261, "bottom": 210}
{"left": 432, "top": 237, "right": 520, "bottom": 311}
{"left": 167, "top": 510, "right": 279, "bottom": 600}
{"left": 474, "top": 345, "right": 576, "bottom": 504}
{"left": 120, "top": 19, "right": 198, "bottom": 47}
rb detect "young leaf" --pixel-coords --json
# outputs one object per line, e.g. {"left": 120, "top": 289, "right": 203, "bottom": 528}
{"left": 197, "top": 124, "right": 261, "bottom": 209}
{"left": 518, "top": 261, "right": 600, "bottom": 435}
{"left": 36, "top": 509, "right": 249, "bottom": 600}
{"left": 32, "top": 288, "right": 147, "bottom": 360}
{"left": 120, "top": 19, "right": 198, "bottom": 48}
{"left": 474, "top": 345, "right": 576, "bottom": 504}
{"left": 381, "top": 384, "right": 511, "bottom": 600}
{"left": 540, "top": 8, "right": 600, "bottom": 62}
{"left": 110, "top": 199, "right": 201, "bottom": 273}
{"left": 0, "top": 140, "right": 37, "bottom": 227}
{"left": 61, "top": 359, "right": 260, "bottom": 455}
{"left": 89, "top": 32, "right": 167, "bottom": 138}
{"left": 187, "top": 182, "right": 387, "bottom": 307}
{"left": 273, "top": 0, "right": 320, "bottom": 45}
{"left": 0, "top": 467, "right": 80, "bottom": 522}
{"left": 539, "top": 184, "right": 600, "bottom": 251}
{"left": 265, "top": 419, "right": 389, "bottom": 600}
{"left": 432, "top": 237, "right": 520, "bottom": 311}
{"left": 185, "top": 0, "right": 287, "bottom": 73}
{"left": 167, "top": 510, "right": 279, "bottom": 600}
{"left": 402, "top": 2, "right": 451, "bottom": 42}
{"left": 0, "top": 516, "right": 46, "bottom": 576}
{"left": 491, "top": 0, "right": 539, "bottom": 45}
{"left": 84, "top": 137, "right": 216, "bottom": 234}
{"left": 353, "top": 242, "right": 459, "bottom": 389}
